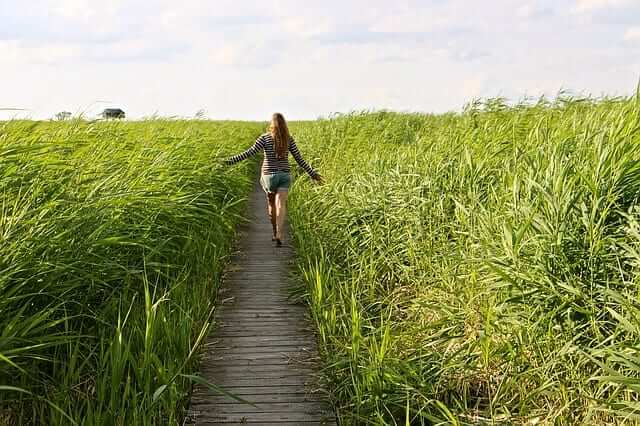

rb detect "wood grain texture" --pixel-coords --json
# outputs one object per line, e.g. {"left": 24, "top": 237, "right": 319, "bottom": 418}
{"left": 187, "top": 180, "right": 336, "bottom": 425}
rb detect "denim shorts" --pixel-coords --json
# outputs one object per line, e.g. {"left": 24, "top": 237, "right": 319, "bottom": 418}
{"left": 260, "top": 172, "right": 291, "bottom": 193}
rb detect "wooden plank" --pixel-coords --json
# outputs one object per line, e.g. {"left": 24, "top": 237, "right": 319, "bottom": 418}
{"left": 227, "top": 262, "right": 289, "bottom": 267}
{"left": 208, "top": 349, "right": 316, "bottom": 357}
{"left": 201, "top": 363, "right": 319, "bottom": 372}
{"left": 215, "top": 312, "right": 308, "bottom": 318}
{"left": 214, "top": 323, "right": 308, "bottom": 329}
{"left": 199, "top": 371, "right": 317, "bottom": 381}
{"left": 210, "top": 341, "right": 325, "bottom": 349}
{"left": 217, "top": 290, "right": 293, "bottom": 295}
{"left": 214, "top": 333, "right": 313, "bottom": 339}
{"left": 215, "top": 322, "right": 310, "bottom": 328}
{"left": 214, "top": 332, "right": 314, "bottom": 338}
{"left": 214, "top": 310, "right": 300, "bottom": 315}
{"left": 190, "top": 423, "right": 331, "bottom": 426}
{"left": 191, "top": 393, "right": 327, "bottom": 405}
{"left": 214, "top": 307, "right": 305, "bottom": 313}
{"left": 199, "top": 356, "right": 319, "bottom": 366}
{"left": 208, "top": 346, "right": 317, "bottom": 353}
{"left": 216, "top": 301, "right": 300, "bottom": 307}
{"left": 198, "top": 378, "right": 318, "bottom": 389}
{"left": 204, "top": 342, "right": 315, "bottom": 352}
{"left": 216, "top": 297, "right": 306, "bottom": 313}
{"left": 219, "top": 288, "right": 288, "bottom": 293}
{"left": 197, "top": 380, "right": 322, "bottom": 388}
{"left": 192, "top": 385, "right": 315, "bottom": 396}
{"left": 211, "top": 321, "right": 310, "bottom": 329}
{"left": 200, "top": 363, "right": 317, "bottom": 373}
{"left": 199, "top": 352, "right": 309, "bottom": 361}
{"left": 213, "top": 312, "right": 307, "bottom": 318}
{"left": 214, "top": 326, "right": 312, "bottom": 333}
{"left": 217, "top": 296, "right": 297, "bottom": 301}
{"left": 210, "top": 340, "right": 315, "bottom": 348}
{"left": 217, "top": 299, "right": 300, "bottom": 305}
{"left": 201, "top": 361, "right": 318, "bottom": 369}
{"left": 223, "top": 276, "right": 287, "bottom": 282}
{"left": 216, "top": 305, "right": 304, "bottom": 311}
{"left": 198, "top": 363, "right": 315, "bottom": 374}
{"left": 215, "top": 313, "right": 308, "bottom": 320}
{"left": 218, "top": 297, "right": 299, "bottom": 302}
{"left": 213, "top": 323, "right": 305, "bottom": 330}
{"left": 213, "top": 320, "right": 312, "bottom": 328}
{"left": 191, "top": 390, "right": 328, "bottom": 402}
{"left": 212, "top": 335, "right": 314, "bottom": 343}
{"left": 190, "top": 181, "right": 335, "bottom": 425}
{"left": 190, "top": 402, "right": 332, "bottom": 414}
{"left": 213, "top": 319, "right": 300, "bottom": 325}
{"left": 209, "top": 369, "right": 316, "bottom": 380}
{"left": 215, "top": 314, "right": 306, "bottom": 320}
{"left": 217, "top": 293, "right": 296, "bottom": 298}
{"left": 215, "top": 310, "right": 306, "bottom": 316}
{"left": 213, "top": 328, "right": 314, "bottom": 335}
{"left": 202, "top": 363, "right": 320, "bottom": 371}
{"left": 191, "top": 412, "right": 334, "bottom": 423}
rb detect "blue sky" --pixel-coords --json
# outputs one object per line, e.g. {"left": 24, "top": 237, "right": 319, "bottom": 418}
{"left": 1, "top": 0, "right": 639, "bottom": 120}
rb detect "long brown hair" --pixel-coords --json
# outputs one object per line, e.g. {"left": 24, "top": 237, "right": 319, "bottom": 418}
{"left": 270, "top": 113, "right": 289, "bottom": 160}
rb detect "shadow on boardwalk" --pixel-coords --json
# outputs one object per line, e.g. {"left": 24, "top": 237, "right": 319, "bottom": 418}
{"left": 186, "top": 180, "right": 336, "bottom": 425}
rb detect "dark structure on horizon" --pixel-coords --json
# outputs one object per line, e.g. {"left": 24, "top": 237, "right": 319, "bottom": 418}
{"left": 55, "top": 111, "right": 72, "bottom": 120}
{"left": 101, "top": 108, "right": 125, "bottom": 119}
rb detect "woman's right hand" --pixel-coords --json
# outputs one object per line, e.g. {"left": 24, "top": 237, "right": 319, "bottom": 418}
{"left": 313, "top": 174, "right": 324, "bottom": 184}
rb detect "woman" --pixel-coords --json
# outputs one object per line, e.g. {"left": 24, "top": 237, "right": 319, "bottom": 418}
{"left": 225, "top": 113, "right": 322, "bottom": 246}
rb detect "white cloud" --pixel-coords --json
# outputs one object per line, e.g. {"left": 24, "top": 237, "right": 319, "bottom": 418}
{"left": 0, "top": 1, "right": 638, "bottom": 120}
{"left": 52, "top": 0, "right": 108, "bottom": 20}
{"left": 50, "top": 0, "right": 127, "bottom": 31}
{"left": 0, "top": 41, "right": 79, "bottom": 65}
{"left": 368, "top": 11, "right": 452, "bottom": 33}
{"left": 0, "top": 41, "right": 20, "bottom": 63}
{"left": 282, "top": 16, "right": 333, "bottom": 38}
{"left": 516, "top": 4, "right": 552, "bottom": 19}
{"left": 460, "top": 76, "right": 488, "bottom": 98}
{"left": 210, "top": 42, "right": 269, "bottom": 66}
{"left": 624, "top": 27, "right": 640, "bottom": 42}
{"left": 573, "top": 0, "right": 634, "bottom": 13}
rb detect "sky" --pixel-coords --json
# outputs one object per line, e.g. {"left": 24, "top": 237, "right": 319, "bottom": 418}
{"left": 1, "top": 0, "right": 639, "bottom": 120}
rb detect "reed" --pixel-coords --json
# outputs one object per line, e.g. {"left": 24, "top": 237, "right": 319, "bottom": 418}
{"left": 0, "top": 119, "right": 262, "bottom": 424}
{"left": 288, "top": 96, "right": 640, "bottom": 424}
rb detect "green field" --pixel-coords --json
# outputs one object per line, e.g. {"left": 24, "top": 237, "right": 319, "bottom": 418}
{"left": 2, "top": 94, "right": 640, "bottom": 424}
{"left": 289, "top": 95, "right": 640, "bottom": 424}
{"left": 0, "top": 120, "right": 262, "bottom": 424}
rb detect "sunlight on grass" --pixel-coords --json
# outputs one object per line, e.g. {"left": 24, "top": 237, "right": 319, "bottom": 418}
{"left": 289, "top": 94, "right": 640, "bottom": 424}
{"left": 0, "top": 119, "right": 262, "bottom": 424}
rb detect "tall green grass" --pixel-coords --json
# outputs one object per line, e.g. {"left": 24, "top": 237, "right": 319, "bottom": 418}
{"left": 289, "top": 95, "right": 640, "bottom": 424}
{"left": 0, "top": 119, "right": 262, "bottom": 424}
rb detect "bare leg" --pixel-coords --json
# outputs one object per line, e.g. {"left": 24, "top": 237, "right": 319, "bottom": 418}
{"left": 275, "top": 190, "right": 288, "bottom": 242}
{"left": 266, "top": 192, "right": 277, "bottom": 238}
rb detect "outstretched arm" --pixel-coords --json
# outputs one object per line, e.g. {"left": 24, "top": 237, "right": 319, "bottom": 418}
{"left": 225, "top": 136, "right": 265, "bottom": 165}
{"left": 289, "top": 138, "right": 320, "bottom": 180}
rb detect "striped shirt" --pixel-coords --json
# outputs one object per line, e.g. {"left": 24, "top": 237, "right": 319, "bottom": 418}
{"left": 226, "top": 133, "right": 319, "bottom": 179}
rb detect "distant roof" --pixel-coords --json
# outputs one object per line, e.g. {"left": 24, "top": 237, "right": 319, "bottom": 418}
{"left": 103, "top": 108, "right": 124, "bottom": 113}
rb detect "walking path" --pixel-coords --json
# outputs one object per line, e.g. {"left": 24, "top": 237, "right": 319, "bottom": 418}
{"left": 187, "top": 180, "right": 336, "bottom": 425}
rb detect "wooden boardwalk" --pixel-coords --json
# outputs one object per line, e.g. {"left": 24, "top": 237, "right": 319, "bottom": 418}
{"left": 187, "top": 181, "right": 336, "bottom": 425}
